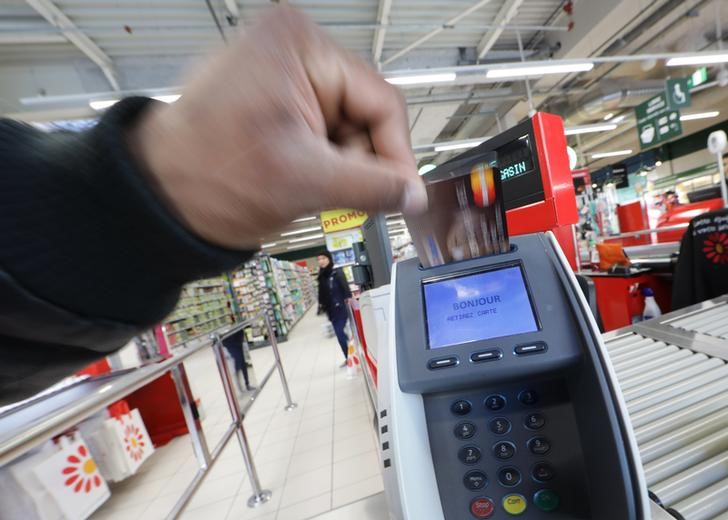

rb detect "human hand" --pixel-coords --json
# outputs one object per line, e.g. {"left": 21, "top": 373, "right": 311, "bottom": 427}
{"left": 130, "top": 6, "right": 426, "bottom": 250}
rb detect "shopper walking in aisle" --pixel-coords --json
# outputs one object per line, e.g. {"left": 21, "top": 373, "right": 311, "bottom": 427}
{"left": 0, "top": 6, "right": 427, "bottom": 404}
{"left": 317, "top": 251, "right": 352, "bottom": 367}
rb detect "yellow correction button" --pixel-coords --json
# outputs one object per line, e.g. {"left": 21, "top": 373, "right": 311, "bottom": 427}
{"left": 502, "top": 494, "right": 527, "bottom": 515}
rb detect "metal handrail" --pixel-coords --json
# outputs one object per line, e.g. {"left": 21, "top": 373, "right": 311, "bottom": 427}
{"left": 0, "top": 327, "right": 225, "bottom": 467}
{"left": 597, "top": 223, "right": 688, "bottom": 241}
{"left": 0, "top": 313, "right": 299, "bottom": 519}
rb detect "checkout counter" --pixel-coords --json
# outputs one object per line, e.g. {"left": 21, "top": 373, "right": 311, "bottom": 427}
{"left": 351, "top": 113, "right": 728, "bottom": 519}
{"left": 358, "top": 286, "right": 728, "bottom": 519}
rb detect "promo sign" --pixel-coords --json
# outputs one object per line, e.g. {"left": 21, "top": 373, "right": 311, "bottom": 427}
{"left": 320, "top": 209, "right": 368, "bottom": 233}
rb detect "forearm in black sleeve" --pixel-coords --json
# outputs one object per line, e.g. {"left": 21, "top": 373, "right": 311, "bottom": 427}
{"left": 0, "top": 97, "right": 253, "bottom": 402}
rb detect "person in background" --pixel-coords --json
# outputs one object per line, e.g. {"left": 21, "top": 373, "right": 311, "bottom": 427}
{"left": 221, "top": 330, "right": 255, "bottom": 392}
{"left": 317, "top": 251, "right": 352, "bottom": 367}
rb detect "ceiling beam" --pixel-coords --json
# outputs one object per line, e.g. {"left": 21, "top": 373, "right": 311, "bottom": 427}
{"left": 24, "top": 0, "right": 120, "bottom": 91}
{"left": 382, "top": 0, "right": 497, "bottom": 66}
{"left": 476, "top": 0, "right": 524, "bottom": 60}
{"left": 372, "top": 0, "right": 393, "bottom": 67}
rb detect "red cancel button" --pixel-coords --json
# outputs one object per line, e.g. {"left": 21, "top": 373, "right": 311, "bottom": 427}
{"left": 470, "top": 497, "right": 496, "bottom": 518}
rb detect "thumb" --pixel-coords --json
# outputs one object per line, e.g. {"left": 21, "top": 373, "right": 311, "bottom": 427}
{"left": 319, "top": 147, "right": 428, "bottom": 216}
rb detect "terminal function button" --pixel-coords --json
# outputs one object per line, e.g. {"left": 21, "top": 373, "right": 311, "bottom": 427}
{"left": 428, "top": 357, "right": 458, "bottom": 370}
{"left": 459, "top": 446, "right": 482, "bottom": 465}
{"left": 525, "top": 413, "right": 546, "bottom": 430}
{"left": 502, "top": 494, "right": 527, "bottom": 516}
{"left": 455, "top": 422, "right": 477, "bottom": 440}
{"left": 489, "top": 417, "right": 511, "bottom": 435}
{"left": 528, "top": 437, "right": 551, "bottom": 455}
{"left": 533, "top": 489, "right": 560, "bottom": 512}
{"left": 514, "top": 342, "right": 547, "bottom": 356}
{"left": 463, "top": 470, "right": 488, "bottom": 491}
{"left": 485, "top": 394, "right": 506, "bottom": 411}
{"left": 471, "top": 349, "right": 502, "bottom": 363}
{"left": 498, "top": 467, "right": 521, "bottom": 487}
{"left": 532, "top": 462, "right": 555, "bottom": 482}
{"left": 452, "top": 400, "right": 472, "bottom": 416}
{"left": 493, "top": 441, "right": 516, "bottom": 460}
{"left": 518, "top": 389, "right": 539, "bottom": 406}
{"left": 470, "top": 497, "right": 496, "bottom": 518}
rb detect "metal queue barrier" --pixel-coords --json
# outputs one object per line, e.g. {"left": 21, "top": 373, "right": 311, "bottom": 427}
{"left": 605, "top": 295, "right": 728, "bottom": 520}
{"left": 0, "top": 315, "right": 297, "bottom": 519}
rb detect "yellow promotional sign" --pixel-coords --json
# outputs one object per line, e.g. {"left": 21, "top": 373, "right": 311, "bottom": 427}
{"left": 320, "top": 209, "right": 368, "bottom": 233}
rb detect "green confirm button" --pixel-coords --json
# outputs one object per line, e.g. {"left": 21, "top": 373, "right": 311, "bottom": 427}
{"left": 534, "top": 489, "right": 560, "bottom": 512}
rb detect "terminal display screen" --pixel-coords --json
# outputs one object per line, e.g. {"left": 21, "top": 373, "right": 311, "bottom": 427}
{"left": 423, "top": 265, "right": 539, "bottom": 349}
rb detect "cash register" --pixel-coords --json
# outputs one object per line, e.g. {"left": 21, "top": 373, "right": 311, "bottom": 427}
{"left": 378, "top": 232, "right": 649, "bottom": 519}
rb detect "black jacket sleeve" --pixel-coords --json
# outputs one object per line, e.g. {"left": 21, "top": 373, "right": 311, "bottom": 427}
{"left": 0, "top": 97, "right": 253, "bottom": 403}
{"left": 672, "top": 208, "right": 728, "bottom": 310}
{"left": 337, "top": 269, "right": 353, "bottom": 299}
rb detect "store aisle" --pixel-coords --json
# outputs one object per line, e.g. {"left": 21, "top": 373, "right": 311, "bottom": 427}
{"left": 92, "top": 308, "right": 382, "bottom": 520}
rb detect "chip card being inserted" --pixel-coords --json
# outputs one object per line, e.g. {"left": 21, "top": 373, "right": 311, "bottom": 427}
{"left": 405, "top": 150, "right": 509, "bottom": 268}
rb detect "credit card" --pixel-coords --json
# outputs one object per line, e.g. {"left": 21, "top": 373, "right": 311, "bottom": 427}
{"left": 405, "top": 150, "right": 509, "bottom": 268}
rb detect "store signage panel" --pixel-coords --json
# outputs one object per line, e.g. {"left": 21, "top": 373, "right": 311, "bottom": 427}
{"left": 634, "top": 92, "right": 682, "bottom": 150}
{"left": 320, "top": 208, "right": 368, "bottom": 233}
{"left": 665, "top": 77, "right": 691, "bottom": 109}
{"left": 325, "top": 228, "right": 363, "bottom": 251}
{"left": 611, "top": 164, "right": 629, "bottom": 189}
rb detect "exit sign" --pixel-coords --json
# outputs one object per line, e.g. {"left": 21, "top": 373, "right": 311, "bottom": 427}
{"left": 689, "top": 67, "right": 708, "bottom": 88}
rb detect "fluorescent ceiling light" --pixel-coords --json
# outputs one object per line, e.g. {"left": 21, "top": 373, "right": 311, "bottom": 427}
{"left": 666, "top": 52, "right": 728, "bottom": 66}
{"left": 679, "top": 111, "right": 720, "bottom": 121}
{"left": 288, "top": 233, "right": 324, "bottom": 243}
{"left": 385, "top": 72, "right": 456, "bottom": 86}
{"left": 418, "top": 164, "right": 437, "bottom": 175}
{"left": 591, "top": 149, "right": 633, "bottom": 159}
{"left": 434, "top": 139, "right": 486, "bottom": 152}
{"left": 603, "top": 113, "right": 614, "bottom": 121}
{"left": 261, "top": 242, "right": 277, "bottom": 249}
{"left": 486, "top": 61, "right": 594, "bottom": 79}
{"left": 610, "top": 114, "right": 626, "bottom": 124}
{"left": 281, "top": 225, "right": 322, "bottom": 237}
{"left": 89, "top": 99, "right": 119, "bottom": 110}
{"left": 292, "top": 216, "right": 317, "bottom": 223}
{"left": 286, "top": 240, "right": 321, "bottom": 250}
{"left": 152, "top": 94, "right": 181, "bottom": 103}
{"left": 564, "top": 123, "right": 617, "bottom": 136}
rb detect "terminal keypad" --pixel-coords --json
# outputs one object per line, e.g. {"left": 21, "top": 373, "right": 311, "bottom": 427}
{"left": 426, "top": 379, "right": 585, "bottom": 518}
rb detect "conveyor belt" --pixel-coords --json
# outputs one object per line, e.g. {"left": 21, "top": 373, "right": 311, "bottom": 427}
{"left": 664, "top": 301, "right": 728, "bottom": 340}
{"left": 605, "top": 296, "right": 728, "bottom": 520}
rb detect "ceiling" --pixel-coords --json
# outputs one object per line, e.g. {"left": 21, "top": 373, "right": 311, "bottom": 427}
{"left": 1, "top": 0, "right": 727, "bottom": 255}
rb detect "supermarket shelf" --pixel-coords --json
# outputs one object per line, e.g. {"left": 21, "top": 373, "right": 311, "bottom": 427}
{"left": 168, "top": 320, "right": 236, "bottom": 348}
{"left": 167, "top": 304, "right": 229, "bottom": 323}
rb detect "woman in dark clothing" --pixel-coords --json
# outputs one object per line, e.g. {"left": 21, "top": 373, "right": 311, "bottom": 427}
{"left": 317, "top": 251, "right": 353, "bottom": 366}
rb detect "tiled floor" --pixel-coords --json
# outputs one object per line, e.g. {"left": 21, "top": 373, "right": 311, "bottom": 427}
{"left": 92, "top": 308, "right": 383, "bottom": 520}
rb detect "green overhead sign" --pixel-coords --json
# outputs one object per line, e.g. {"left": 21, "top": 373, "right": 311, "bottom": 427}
{"left": 666, "top": 77, "right": 691, "bottom": 109}
{"left": 689, "top": 67, "right": 708, "bottom": 88}
{"left": 634, "top": 92, "right": 682, "bottom": 150}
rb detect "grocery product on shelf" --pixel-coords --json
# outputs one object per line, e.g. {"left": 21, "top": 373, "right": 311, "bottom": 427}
{"left": 162, "top": 276, "right": 235, "bottom": 347}
{"left": 230, "top": 256, "right": 316, "bottom": 345}
{"left": 270, "top": 258, "right": 317, "bottom": 329}
{"left": 230, "top": 257, "right": 272, "bottom": 344}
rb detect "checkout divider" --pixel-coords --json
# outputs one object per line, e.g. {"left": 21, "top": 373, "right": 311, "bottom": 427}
{"left": 0, "top": 315, "right": 297, "bottom": 519}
